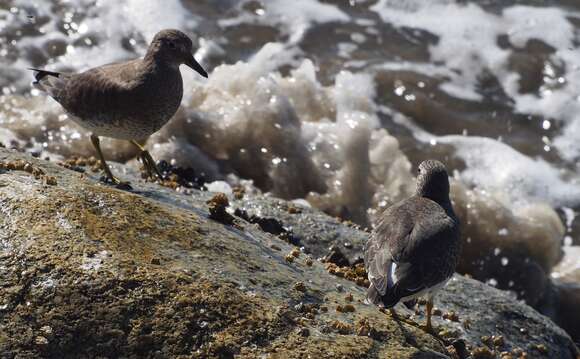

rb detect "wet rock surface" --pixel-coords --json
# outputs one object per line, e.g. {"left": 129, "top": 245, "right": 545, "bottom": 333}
{"left": 552, "top": 246, "right": 580, "bottom": 344}
{"left": 0, "top": 148, "right": 577, "bottom": 359}
{"left": 233, "top": 196, "right": 368, "bottom": 263}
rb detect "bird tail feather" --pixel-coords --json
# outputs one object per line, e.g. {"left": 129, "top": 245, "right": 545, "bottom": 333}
{"left": 365, "top": 283, "right": 382, "bottom": 306}
{"left": 365, "top": 283, "right": 402, "bottom": 308}
{"left": 29, "top": 68, "right": 67, "bottom": 100}
{"left": 29, "top": 68, "right": 61, "bottom": 82}
{"left": 366, "top": 261, "right": 401, "bottom": 308}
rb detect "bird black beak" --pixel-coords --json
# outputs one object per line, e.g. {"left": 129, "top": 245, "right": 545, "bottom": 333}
{"left": 185, "top": 54, "right": 208, "bottom": 78}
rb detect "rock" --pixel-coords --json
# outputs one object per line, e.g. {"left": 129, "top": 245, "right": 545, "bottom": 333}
{"left": 233, "top": 196, "right": 369, "bottom": 263}
{"left": 552, "top": 246, "right": 580, "bottom": 343}
{"left": 436, "top": 277, "right": 577, "bottom": 359}
{"left": 554, "top": 282, "right": 580, "bottom": 344}
{"left": 0, "top": 148, "right": 577, "bottom": 358}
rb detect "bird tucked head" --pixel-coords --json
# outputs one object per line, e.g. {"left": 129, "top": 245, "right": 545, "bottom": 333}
{"left": 415, "top": 160, "right": 451, "bottom": 204}
{"left": 146, "top": 29, "right": 208, "bottom": 78}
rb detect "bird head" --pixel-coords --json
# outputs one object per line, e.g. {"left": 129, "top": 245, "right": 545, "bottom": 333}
{"left": 415, "top": 160, "right": 451, "bottom": 204}
{"left": 148, "top": 29, "right": 208, "bottom": 78}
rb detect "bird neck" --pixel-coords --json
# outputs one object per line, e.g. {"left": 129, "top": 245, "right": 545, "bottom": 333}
{"left": 144, "top": 49, "right": 180, "bottom": 71}
{"left": 418, "top": 189, "right": 455, "bottom": 215}
{"left": 135, "top": 57, "right": 181, "bottom": 91}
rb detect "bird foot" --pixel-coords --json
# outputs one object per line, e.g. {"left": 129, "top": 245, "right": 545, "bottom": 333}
{"left": 418, "top": 323, "right": 452, "bottom": 346}
{"left": 99, "top": 175, "right": 132, "bottom": 190}
{"left": 115, "top": 181, "right": 133, "bottom": 191}
{"left": 419, "top": 323, "right": 435, "bottom": 334}
{"left": 385, "top": 308, "right": 449, "bottom": 346}
{"left": 388, "top": 309, "right": 422, "bottom": 328}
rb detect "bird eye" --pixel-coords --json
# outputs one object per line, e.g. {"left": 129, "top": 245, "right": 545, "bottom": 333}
{"left": 168, "top": 41, "right": 176, "bottom": 49}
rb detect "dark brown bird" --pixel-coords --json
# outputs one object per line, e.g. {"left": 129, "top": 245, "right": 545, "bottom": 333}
{"left": 364, "top": 159, "right": 460, "bottom": 332}
{"left": 30, "top": 29, "right": 208, "bottom": 185}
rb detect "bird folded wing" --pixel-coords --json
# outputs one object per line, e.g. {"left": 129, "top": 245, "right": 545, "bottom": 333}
{"left": 391, "top": 261, "right": 426, "bottom": 297}
{"left": 364, "top": 237, "right": 392, "bottom": 296}
{"left": 60, "top": 68, "right": 141, "bottom": 117}
{"left": 364, "top": 205, "right": 414, "bottom": 297}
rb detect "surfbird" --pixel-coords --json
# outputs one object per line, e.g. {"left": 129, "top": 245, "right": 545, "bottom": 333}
{"left": 30, "top": 29, "right": 208, "bottom": 185}
{"left": 364, "top": 159, "right": 460, "bottom": 332}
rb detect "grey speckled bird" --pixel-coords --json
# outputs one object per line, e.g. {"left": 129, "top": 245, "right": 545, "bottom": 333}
{"left": 364, "top": 159, "right": 460, "bottom": 332}
{"left": 30, "top": 29, "right": 208, "bottom": 185}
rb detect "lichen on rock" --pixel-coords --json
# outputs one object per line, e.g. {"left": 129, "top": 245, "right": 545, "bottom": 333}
{"left": 0, "top": 148, "right": 577, "bottom": 358}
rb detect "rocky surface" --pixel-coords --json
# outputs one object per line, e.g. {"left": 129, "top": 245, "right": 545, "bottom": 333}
{"left": 0, "top": 148, "right": 577, "bottom": 359}
{"left": 234, "top": 195, "right": 369, "bottom": 264}
{"left": 552, "top": 246, "right": 580, "bottom": 343}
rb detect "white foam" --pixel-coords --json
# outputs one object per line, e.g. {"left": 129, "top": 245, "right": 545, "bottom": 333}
{"left": 4, "top": 0, "right": 202, "bottom": 92}
{"left": 371, "top": 1, "right": 580, "bottom": 162}
{"left": 219, "top": 0, "right": 350, "bottom": 44}
{"left": 205, "top": 181, "right": 233, "bottom": 195}
{"left": 123, "top": 0, "right": 194, "bottom": 40}
{"left": 151, "top": 42, "right": 412, "bottom": 224}
{"left": 371, "top": 1, "right": 506, "bottom": 101}
{"left": 438, "top": 135, "right": 580, "bottom": 208}
{"left": 57, "top": 0, "right": 195, "bottom": 69}
{"left": 0, "top": 1, "right": 577, "bottom": 277}
{"left": 552, "top": 246, "right": 580, "bottom": 280}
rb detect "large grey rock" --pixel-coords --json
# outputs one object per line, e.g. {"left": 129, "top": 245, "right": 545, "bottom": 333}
{"left": 233, "top": 195, "right": 369, "bottom": 263}
{"left": 0, "top": 148, "right": 577, "bottom": 358}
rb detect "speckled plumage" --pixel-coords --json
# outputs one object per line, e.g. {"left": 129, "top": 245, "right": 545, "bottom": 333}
{"left": 364, "top": 160, "right": 460, "bottom": 310}
{"left": 31, "top": 29, "right": 207, "bottom": 140}
{"left": 30, "top": 29, "right": 208, "bottom": 185}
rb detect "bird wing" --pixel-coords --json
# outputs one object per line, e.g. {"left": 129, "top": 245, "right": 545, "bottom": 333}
{"left": 64, "top": 69, "right": 127, "bottom": 117}
{"left": 33, "top": 60, "right": 145, "bottom": 119}
{"left": 364, "top": 201, "right": 414, "bottom": 303}
{"left": 364, "top": 229, "right": 394, "bottom": 298}
{"left": 365, "top": 197, "right": 455, "bottom": 306}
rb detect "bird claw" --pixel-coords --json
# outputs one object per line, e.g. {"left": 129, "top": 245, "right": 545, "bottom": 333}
{"left": 99, "top": 174, "right": 132, "bottom": 190}
{"left": 419, "top": 323, "right": 435, "bottom": 334}
{"left": 115, "top": 181, "right": 133, "bottom": 191}
{"left": 100, "top": 174, "right": 120, "bottom": 185}
{"left": 419, "top": 324, "right": 450, "bottom": 346}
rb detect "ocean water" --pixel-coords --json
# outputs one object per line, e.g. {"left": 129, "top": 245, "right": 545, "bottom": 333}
{"left": 1, "top": 0, "right": 580, "bottom": 326}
